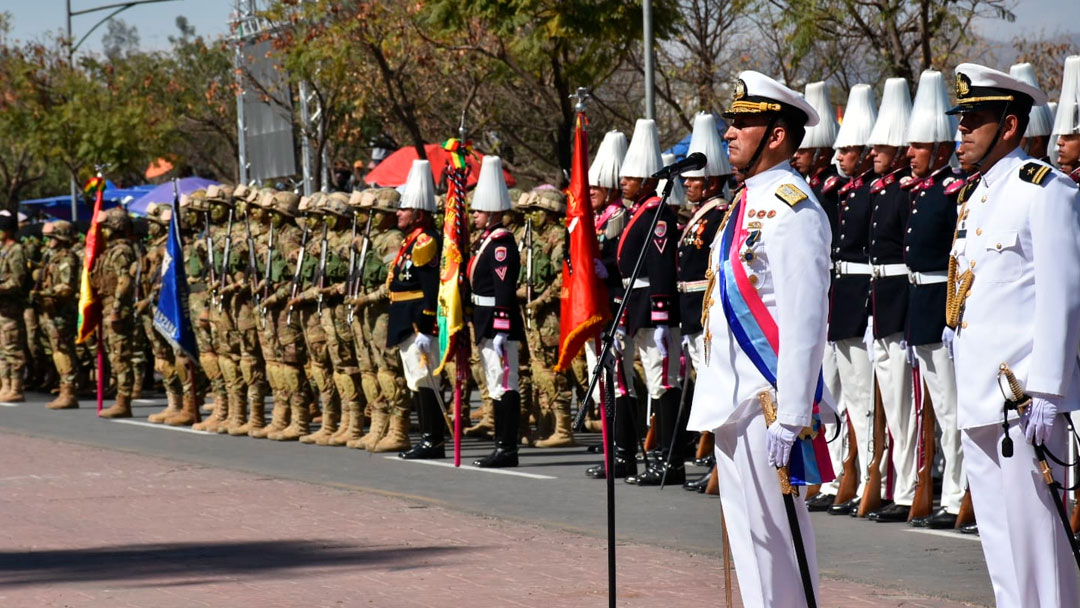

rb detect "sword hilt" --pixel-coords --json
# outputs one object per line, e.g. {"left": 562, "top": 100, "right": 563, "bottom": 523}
{"left": 759, "top": 390, "right": 797, "bottom": 496}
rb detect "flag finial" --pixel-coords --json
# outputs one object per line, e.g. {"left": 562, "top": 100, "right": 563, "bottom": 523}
{"left": 571, "top": 87, "right": 591, "bottom": 113}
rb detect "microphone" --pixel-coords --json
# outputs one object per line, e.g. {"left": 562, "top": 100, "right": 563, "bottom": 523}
{"left": 650, "top": 152, "right": 707, "bottom": 179}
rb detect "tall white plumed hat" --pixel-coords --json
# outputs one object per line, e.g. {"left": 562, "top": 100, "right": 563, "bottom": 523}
{"left": 656, "top": 153, "right": 687, "bottom": 205}
{"left": 683, "top": 113, "right": 732, "bottom": 177}
{"left": 620, "top": 119, "right": 663, "bottom": 179}
{"left": 1010, "top": 63, "right": 1054, "bottom": 138}
{"left": 1052, "top": 56, "right": 1080, "bottom": 137}
{"left": 906, "top": 69, "right": 956, "bottom": 144}
{"left": 470, "top": 155, "right": 511, "bottom": 212}
{"left": 833, "top": 84, "right": 878, "bottom": 149}
{"left": 799, "top": 82, "right": 839, "bottom": 149}
{"left": 400, "top": 160, "right": 436, "bottom": 212}
{"left": 868, "top": 78, "right": 913, "bottom": 147}
{"left": 589, "top": 130, "right": 627, "bottom": 189}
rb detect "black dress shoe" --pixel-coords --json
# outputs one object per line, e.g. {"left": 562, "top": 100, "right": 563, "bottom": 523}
{"left": 399, "top": 440, "right": 446, "bottom": 460}
{"left": 693, "top": 454, "right": 715, "bottom": 468}
{"left": 912, "top": 507, "right": 958, "bottom": 529}
{"left": 807, "top": 493, "right": 836, "bottom": 512}
{"left": 852, "top": 499, "right": 892, "bottom": 518}
{"left": 683, "top": 468, "right": 713, "bottom": 492}
{"left": 828, "top": 498, "right": 860, "bottom": 516}
{"left": 632, "top": 463, "right": 686, "bottom": 487}
{"left": 473, "top": 447, "right": 519, "bottom": 468}
{"left": 868, "top": 503, "right": 910, "bottom": 523}
{"left": 958, "top": 522, "right": 979, "bottom": 535}
{"left": 585, "top": 456, "right": 637, "bottom": 479}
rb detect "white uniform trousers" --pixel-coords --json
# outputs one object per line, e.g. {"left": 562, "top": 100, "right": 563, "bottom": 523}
{"left": 684, "top": 330, "right": 706, "bottom": 378}
{"left": 631, "top": 327, "right": 681, "bottom": 400}
{"left": 914, "top": 342, "right": 965, "bottom": 513}
{"left": 820, "top": 341, "right": 844, "bottom": 495}
{"left": 713, "top": 410, "right": 820, "bottom": 608}
{"left": 399, "top": 334, "right": 441, "bottom": 392}
{"left": 873, "top": 332, "right": 917, "bottom": 505}
{"left": 834, "top": 337, "right": 886, "bottom": 498}
{"left": 584, "top": 336, "right": 637, "bottom": 402}
{"left": 962, "top": 421, "right": 1079, "bottom": 608}
{"left": 478, "top": 339, "right": 519, "bottom": 400}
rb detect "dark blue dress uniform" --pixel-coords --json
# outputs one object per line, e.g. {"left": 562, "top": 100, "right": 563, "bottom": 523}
{"left": 469, "top": 227, "right": 525, "bottom": 343}
{"left": 828, "top": 169, "right": 874, "bottom": 341}
{"left": 903, "top": 167, "right": 963, "bottom": 345}
{"left": 596, "top": 202, "right": 629, "bottom": 318}
{"left": 868, "top": 167, "right": 911, "bottom": 338}
{"left": 810, "top": 164, "right": 843, "bottom": 245}
{"left": 386, "top": 226, "right": 440, "bottom": 348}
{"left": 617, "top": 190, "right": 681, "bottom": 337}
{"left": 677, "top": 196, "right": 727, "bottom": 335}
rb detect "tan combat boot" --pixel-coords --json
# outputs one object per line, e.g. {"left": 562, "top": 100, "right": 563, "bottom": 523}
{"left": 99, "top": 394, "right": 132, "bottom": 418}
{"left": 164, "top": 392, "right": 200, "bottom": 426}
{"left": 0, "top": 377, "right": 12, "bottom": 401}
{"left": 147, "top": 392, "right": 179, "bottom": 422}
{"left": 220, "top": 395, "right": 248, "bottom": 435}
{"left": 371, "top": 406, "right": 411, "bottom": 453}
{"left": 349, "top": 402, "right": 387, "bottom": 450}
{"left": 232, "top": 396, "right": 264, "bottom": 436}
{"left": 251, "top": 397, "right": 288, "bottom": 439}
{"left": 464, "top": 400, "right": 494, "bottom": 438}
{"left": 269, "top": 400, "right": 310, "bottom": 441}
{"left": 193, "top": 394, "right": 227, "bottom": 432}
{"left": 330, "top": 402, "right": 363, "bottom": 447}
{"left": 46, "top": 384, "right": 80, "bottom": 410}
{"left": 300, "top": 399, "right": 340, "bottom": 445}
{"left": 4, "top": 377, "right": 25, "bottom": 403}
{"left": 534, "top": 405, "right": 576, "bottom": 448}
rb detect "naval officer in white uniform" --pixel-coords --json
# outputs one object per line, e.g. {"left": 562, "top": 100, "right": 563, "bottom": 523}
{"left": 947, "top": 63, "right": 1080, "bottom": 607}
{"left": 688, "top": 71, "right": 833, "bottom": 607}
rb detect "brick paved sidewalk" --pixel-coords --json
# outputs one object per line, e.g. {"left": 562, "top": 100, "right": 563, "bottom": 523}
{"left": 0, "top": 432, "right": 979, "bottom": 607}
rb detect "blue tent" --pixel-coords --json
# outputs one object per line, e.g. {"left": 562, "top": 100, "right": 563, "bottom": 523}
{"left": 128, "top": 177, "right": 221, "bottom": 215}
{"left": 19, "top": 182, "right": 156, "bottom": 221}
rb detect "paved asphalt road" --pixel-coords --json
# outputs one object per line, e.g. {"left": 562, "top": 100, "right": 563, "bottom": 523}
{"left": 1, "top": 391, "right": 997, "bottom": 606}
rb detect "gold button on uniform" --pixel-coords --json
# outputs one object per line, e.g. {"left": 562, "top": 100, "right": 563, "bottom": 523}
{"left": 976, "top": 228, "right": 982, "bottom": 235}
{"left": 996, "top": 243, "right": 1002, "bottom": 250}
{"left": 962, "top": 321, "right": 968, "bottom": 329}
{"left": 981, "top": 195, "right": 987, "bottom": 203}
{"left": 970, "top": 260, "right": 976, "bottom": 269}
{"left": 748, "top": 275, "right": 759, "bottom": 286}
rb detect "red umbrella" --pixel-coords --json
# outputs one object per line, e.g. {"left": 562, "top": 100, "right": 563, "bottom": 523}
{"left": 363, "top": 143, "right": 515, "bottom": 189}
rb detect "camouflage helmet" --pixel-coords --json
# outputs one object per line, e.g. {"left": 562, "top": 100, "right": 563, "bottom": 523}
{"left": 348, "top": 190, "right": 367, "bottom": 209}
{"left": 371, "top": 188, "right": 400, "bottom": 213}
{"left": 144, "top": 202, "right": 173, "bottom": 226}
{"left": 96, "top": 207, "right": 132, "bottom": 232}
{"left": 271, "top": 191, "right": 301, "bottom": 217}
{"left": 232, "top": 184, "right": 253, "bottom": 202}
{"left": 507, "top": 187, "right": 524, "bottom": 205}
{"left": 521, "top": 188, "right": 567, "bottom": 214}
{"left": 205, "top": 184, "right": 234, "bottom": 206}
{"left": 185, "top": 189, "right": 210, "bottom": 212}
{"left": 299, "top": 191, "right": 326, "bottom": 215}
{"left": 322, "top": 192, "right": 351, "bottom": 218}
{"left": 254, "top": 188, "right": 277, "bottom": 209}
{"left": 42, "top": 220, "right": 75, "bottom": 242}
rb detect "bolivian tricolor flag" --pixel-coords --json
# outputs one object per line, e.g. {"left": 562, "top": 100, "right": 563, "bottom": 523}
{"left": 434, "top": 137, "right": 471, "bottom": 373}
{"left": 75, "top": 175, "right": 106, "bottom": 343}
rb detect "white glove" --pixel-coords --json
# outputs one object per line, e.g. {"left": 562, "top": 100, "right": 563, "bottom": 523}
{"left": 1022, "top": 395, "right": 1060, "bottom": 446}
{"left": 414, "top": 332, "right": 432, "bottom": 354}
{"left": 901, "top": 340, "right": 916, "bottom": 367}
{"left": 681, "top": 333, "right": 691, "bottom": 353}
{"left": 862, "top": 321, "right": 875, "bottom": 363}
{"left": 767, "top": 422, "right": 801, "bottom": 468}
{"left": 654, "top": 325, "right": 670, "bottom": 359}
{"left": 493, "top": 332, "right": 508, "bottom": 359}
{"left": 941, "top": 326, "right": 955, "bottom": 359}
{"left": 593, "top": 258, "right": 608, "bottom": 279}
{"left": 613, "top": 327, "right": 626, "bottom": 355}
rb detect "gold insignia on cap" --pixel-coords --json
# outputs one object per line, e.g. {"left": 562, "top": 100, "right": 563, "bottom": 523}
{"left": 775, "top": 183, "right": 808, "bottom": 207}
{"left": 734, "top": 78, "right": 746, "bottom": 101}
{"left": 956, "top": 73, "right": 971, "bottom": 98}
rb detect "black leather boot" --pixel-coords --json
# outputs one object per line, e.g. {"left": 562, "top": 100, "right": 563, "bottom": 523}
{"left": 585, "top": 396, "right": 639, "bottom": 478}
{"left": 585, "top": 452, "right": 637, "bottom": 479}
{"left": 683, "top": 466, "right": 714, "bottom": 492}
{"left": 475, "top": 392, "right": 520, "bottom": 468}
{"left": 400, "top": 389, "right": 445, "bottom": 459}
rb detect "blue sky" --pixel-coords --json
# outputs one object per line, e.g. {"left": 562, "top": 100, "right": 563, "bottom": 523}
{"left": 3, "top": 0, "right": 1078, "bottom": 54}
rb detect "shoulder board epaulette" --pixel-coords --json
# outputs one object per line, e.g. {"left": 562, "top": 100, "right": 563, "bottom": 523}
{"left": 411, "top": 233, "right": 437, "bottom": 267}
{"left": 955, "top": 174, "right": 981, "bottom": 204}
{"left": 899, "top": 175, "right": 918, "bottom": 190}
{"left": 775, "top": 183, "right": 808, "bottom": 207}
{"left": 822, "top": 175, "right": 842, "bottom": 194}
{"left": 1069, "top": 168, "right": 1080, "bottom": 186}
{"left": 1018, "top": 162, "right": 1052, "bottom": 186}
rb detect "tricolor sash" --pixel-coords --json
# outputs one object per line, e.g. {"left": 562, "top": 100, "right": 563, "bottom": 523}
{"left": 716, "top": 191, "right": 834, "bottom": 485}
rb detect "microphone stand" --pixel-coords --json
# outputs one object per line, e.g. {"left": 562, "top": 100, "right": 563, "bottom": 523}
{"left": 572, "top": 176, "right": 677, "bottom": 608}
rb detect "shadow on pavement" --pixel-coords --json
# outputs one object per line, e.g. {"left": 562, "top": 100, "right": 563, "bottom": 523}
{"left": 0, "top": 540, "right": 478, "bottom": 586}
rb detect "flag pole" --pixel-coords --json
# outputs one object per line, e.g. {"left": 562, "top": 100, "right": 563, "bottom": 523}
{"left": 96, "top": 328, "right": 104, "bottom": 414}
{"left": 453, "top": 112, "right": 469, "bottom": 467}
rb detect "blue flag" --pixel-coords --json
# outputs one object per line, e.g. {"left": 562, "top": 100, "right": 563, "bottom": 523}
{"left": 153, "top": 191, "right": 198, "bottom": 361}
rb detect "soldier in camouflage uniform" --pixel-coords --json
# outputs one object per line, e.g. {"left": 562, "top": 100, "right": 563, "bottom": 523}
{"left": 517, "top": 188, "right": 575, "bottom": 447}
{"left": 33, "top": 220, "right": 80, "bottom": 409}
{"left": 94, "top": 207, "right": 138, "bottom": 418}
{"left": 347, "top": 188, "right": 411, "bottom": 452}
{"left": 0, "top": 211, "right": 27, "bottom": 402}
{"left": 179, "top": 190, "right": 224, "bottom": 423}
{"left": 20, "top": 228, "right": 50, "bottom": 391}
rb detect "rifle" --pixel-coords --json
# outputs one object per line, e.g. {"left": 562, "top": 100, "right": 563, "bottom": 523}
{"left": 832, "top": 414, "right": 860, "bottom": 506}
{"left": 204, "top": 211, "right": 218, "bottom": 304}
{"left": 857, "top": 376, "right": 888, "bottom": 517}
{"left": 315, "top": 219, "right": 329, "bottom": 317}
{"left": 346, "top": 210, "right": 373, "bottom": 324}
{"left": 244, "top": 211, "right": 259, "bottom": 302}
{"left": 285, "top": 224, "right": 310, "bottom": 325}
{"left": 524, "top": 215, "right": 534, "bottom": 330}
{"left": 259, "top": 222, "right": 274, "bottom": 329}
{"left": 132, "top": 241, "right": 144, "bottom": 304}
{"left": 909, "top": 365, "right": 937, "bottom": 521}
{"left": 217, "top": 207, "right": 234, "bottom": 311}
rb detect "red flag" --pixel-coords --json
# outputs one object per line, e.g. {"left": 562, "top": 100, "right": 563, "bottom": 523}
{"left": 76, "top": 176, "right": 106, "bottom": 344}
{"left": 554, "top": 113, "right": 610, "bottom": 371}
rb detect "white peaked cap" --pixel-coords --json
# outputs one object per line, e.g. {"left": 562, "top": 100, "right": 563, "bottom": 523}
{"left": 1052, "top": 56, "right": 1080, "bottom": 137}
{"left": 589, "top": 130, "right": 627, "bottom": 189}
{"left": 400, "top": 159, "right": 436, "bottom": 212}
{"left": 868, "top": 78, "right": 913, "bottom": 147}
{"left": 1010, "top": 63, "right": 1054, "bottom": 137}
{"left": 683, "top": 113, "right": 732, "bottom": 177}
{"left": 833, "top": 84, "right": 878, "bottom": 149}
{"left": 470, "top": 155, "right": 512, "bottom": 212}
{"left": 657, "top": 153, "right": 687, "bottom": 206}
{"left": 620, "top": 119, "right": 663, "bottom": 178}
{"left": 799, "top": 82, "right": 839, "bottom": 149}
{"left": 907, "top": 70, "right": 956, "bottom": 144}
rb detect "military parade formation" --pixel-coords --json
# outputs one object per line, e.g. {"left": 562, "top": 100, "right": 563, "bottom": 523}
{"left": 4, "top": 52, "right": 1080, "bottom": 607}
